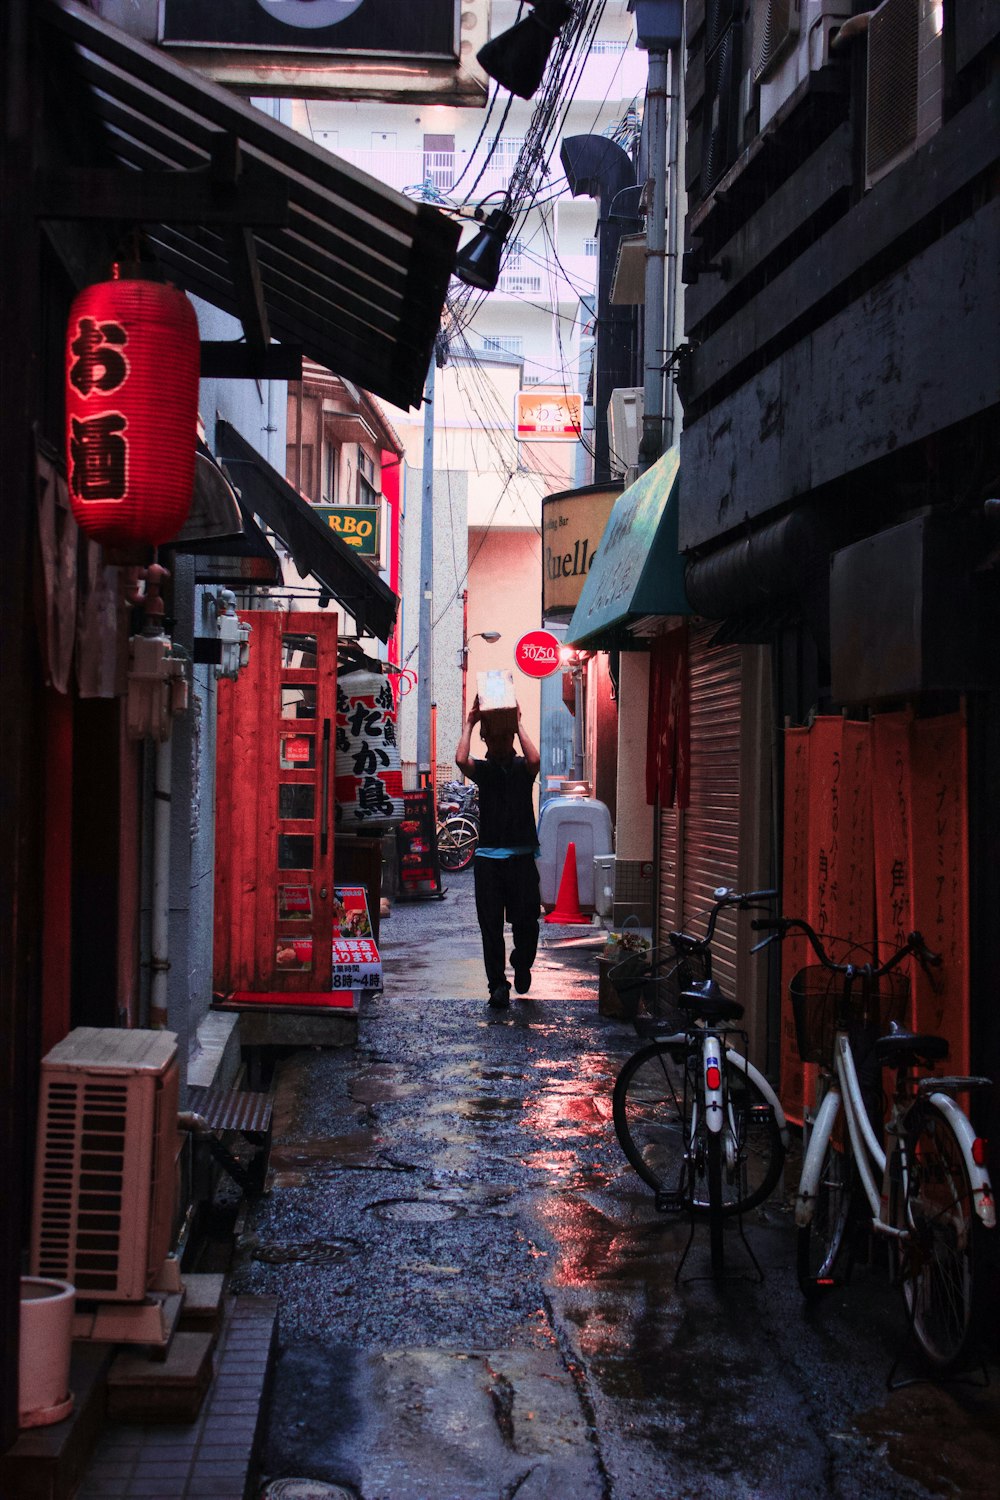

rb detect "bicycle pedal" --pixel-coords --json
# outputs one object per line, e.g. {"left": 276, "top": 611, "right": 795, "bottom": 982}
{"left": 655, "top": 1189, "right": 685, "bottom": 1214}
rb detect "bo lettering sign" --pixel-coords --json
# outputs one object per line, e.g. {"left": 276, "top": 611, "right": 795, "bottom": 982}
{"left": 514, "top": 630, "right": 561, "bottom": 679}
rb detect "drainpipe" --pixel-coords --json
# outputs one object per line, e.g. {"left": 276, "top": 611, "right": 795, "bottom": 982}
{"left": 632, "top": 0, "right": 684, "bottom": 467}
{"left": 664, "top": 42, "right": 682, "bottom": 449}
{"left": 149, "top": 734, "right": 172, "bottom": 1030}
{"left": 640, "top": 46, "right": 668, "bottom": 471}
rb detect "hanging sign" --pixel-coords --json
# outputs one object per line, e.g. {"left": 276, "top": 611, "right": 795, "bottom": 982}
{"left": 315, "top": 504, "right": 380, "bottom": 556}
{"left": 334, "top": 668, "right": 404, "bottom": 832}
{"left": 65, "top": 276, "right": 199, "bottom": 547}
{"left": 515, "top": 391, "right": 584, "bottom": 443}
{"left": 514, "top": 630, "right": 561, "bottom": 678}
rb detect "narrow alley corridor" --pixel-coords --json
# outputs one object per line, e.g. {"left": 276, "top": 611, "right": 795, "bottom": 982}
{"left": 231, "top": 874, "right": 1000, "bottom": 1500}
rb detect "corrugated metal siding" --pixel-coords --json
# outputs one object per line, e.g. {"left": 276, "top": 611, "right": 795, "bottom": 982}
{"left": 658, "top": 623, "right": 743, "bottom": 998}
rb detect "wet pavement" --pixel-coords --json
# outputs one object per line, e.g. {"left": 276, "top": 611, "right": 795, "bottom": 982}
{"left": 233, "top": 870, "right": 1000, "bottom": 1499}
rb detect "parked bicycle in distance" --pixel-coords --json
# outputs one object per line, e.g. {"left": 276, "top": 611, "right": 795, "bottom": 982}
{"left": 612, "top": 888, "right": 789, "bottom": 1281}
{"left": 436, "top": 779, "right": 479, "bottom": 872}
{"left": 752, "top": 913, "right": 995, "bottom": 1373}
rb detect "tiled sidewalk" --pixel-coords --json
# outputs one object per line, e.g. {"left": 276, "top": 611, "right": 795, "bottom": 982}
{"left": 75, "top": 1296, "right": 278, "bottom": 1500}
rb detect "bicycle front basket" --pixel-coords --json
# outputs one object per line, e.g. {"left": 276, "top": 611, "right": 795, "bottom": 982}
{"left": 790, "top": 965, "right": 912, "bottom": 1065}
{"left": 789, "top": 966, "right": 841, "bottom": 1065}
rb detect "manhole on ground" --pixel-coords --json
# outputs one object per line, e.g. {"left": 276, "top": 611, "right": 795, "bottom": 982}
{"left": 261, "top": 1482, "right": 356, "bottom": 1500}
{"left": 252, "top": 1238, "right": 362, "bottom": 1265}
{"left": 370, "top": 1198, "right": 462, "bottom": 1222}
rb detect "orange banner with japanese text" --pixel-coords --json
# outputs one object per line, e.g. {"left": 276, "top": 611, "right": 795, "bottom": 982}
{"left": 905, "top": 713, "right": 969, "bottom": 1070}
{"left": 781, "top": 718, "right": 874, "bottom": 1121}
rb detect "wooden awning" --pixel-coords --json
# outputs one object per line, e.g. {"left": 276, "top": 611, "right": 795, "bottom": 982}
{"left": 40, "top": 1, "right": 460, "bottom": 410}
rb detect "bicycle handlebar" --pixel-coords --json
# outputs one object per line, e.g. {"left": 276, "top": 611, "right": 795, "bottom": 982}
{"left": 749, "top": 915, "right": 942, "bottom": 977}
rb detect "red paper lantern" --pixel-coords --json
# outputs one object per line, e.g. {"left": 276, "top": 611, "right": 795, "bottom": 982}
{"left": 65, "top": 274, "right": 199, "bottom": 547}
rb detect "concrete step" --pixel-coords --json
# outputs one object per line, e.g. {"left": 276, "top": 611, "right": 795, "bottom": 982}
{"left": 74, "top": 1294, "right": 279, "bottom": 1500}
{"left": 107, "top": 1331, "right": 215, "bottom": 1424}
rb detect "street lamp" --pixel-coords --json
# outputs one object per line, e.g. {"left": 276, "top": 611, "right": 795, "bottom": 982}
{"left": 460, "top": 628, "right": 501, "bottom": 719}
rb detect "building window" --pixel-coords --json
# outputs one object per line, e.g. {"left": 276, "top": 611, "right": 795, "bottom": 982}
{"left": 323, "top": 440, "right": 340, "bottom": 504}
{"left": 423, "top": 133, "right": 455, "bottom": 192}
{"left": 357, "top": 446, "right": 378, "bottom": 505}
{"left": 482, "top": 335, "right": 524, "bottom": 356}
{"left": 584, "top": 237, "right": 598, "bottom": 257}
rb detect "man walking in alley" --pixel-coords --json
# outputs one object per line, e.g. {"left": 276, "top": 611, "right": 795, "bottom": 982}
{"left": 456, "top": 697, "right": 541, "bottom": 1007}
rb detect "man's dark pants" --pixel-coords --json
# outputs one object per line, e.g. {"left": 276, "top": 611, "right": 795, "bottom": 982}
{"left": 473, "top": 853, "right": 540, "bottom": 992}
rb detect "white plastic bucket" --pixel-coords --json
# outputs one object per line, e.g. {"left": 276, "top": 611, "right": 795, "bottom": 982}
{"left": 18, "top": 1277, "right": 75, "bottom": 1428}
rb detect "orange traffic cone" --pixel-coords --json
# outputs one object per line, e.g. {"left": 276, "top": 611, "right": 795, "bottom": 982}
{"left": 544, "top": 841, "right": 589, "bottom": 924}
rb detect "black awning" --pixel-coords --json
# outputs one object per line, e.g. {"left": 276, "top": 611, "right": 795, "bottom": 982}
{"left": 41, "top": 1, "right": 460, "bottom": 410}
{"left": 214, "top": 420, "right": 397, "bottom": 642}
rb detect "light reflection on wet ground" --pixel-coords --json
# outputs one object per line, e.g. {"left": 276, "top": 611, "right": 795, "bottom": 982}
{"left": 240, "top": 867, "right": 1000, "bottom": 1499}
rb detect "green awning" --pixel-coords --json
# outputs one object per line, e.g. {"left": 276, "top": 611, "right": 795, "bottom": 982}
{"left": 565, "top": 447, "right": 689, "bottom": 648}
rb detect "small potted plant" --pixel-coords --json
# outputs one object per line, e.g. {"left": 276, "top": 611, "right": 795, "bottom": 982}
{"left": 597, "top": 918, "right": 651, "bottom": 1017}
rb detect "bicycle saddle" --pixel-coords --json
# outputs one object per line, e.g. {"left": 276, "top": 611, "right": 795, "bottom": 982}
{"left": 874, "top": 1022, "right": 949, "bottom": 1068}
{"left": 678, "top": 978, "right": 744, "bottom": 1023}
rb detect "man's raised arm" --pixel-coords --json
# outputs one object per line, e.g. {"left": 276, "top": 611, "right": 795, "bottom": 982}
{"left": 456, "top": 696, "right": 480, "bottom": 776}
{"left": 515, "top": 704, "right": 541, "bottom": 776}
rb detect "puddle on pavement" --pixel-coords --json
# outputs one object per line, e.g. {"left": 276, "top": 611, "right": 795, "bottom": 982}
{"left": 456, "top": 1095, "right": 523, "bottom": 1120}
{"left": 348, "top": 1074, "right": 423, "bottom": 1105}
{"left": 855, "top": 1384, "right": 1000, "bottom": 1497}
{"left": 267, "top": 1132, "right": 406, "bottom": 1187}
{"left": 251, "top": 1237, "right": 362, "bottom": 1266}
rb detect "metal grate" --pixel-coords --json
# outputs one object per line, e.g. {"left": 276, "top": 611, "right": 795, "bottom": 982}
{"left": 187, "top": 1086, "right": 273, "bottom": 1135}
{"left": 866, "top": 0, "right": 919, "bottom": 184}
{"left": 35, "top": 1077, "right": 130, "bottom": 1292}
{"left": 751, "top": 0, "right": 800, "bottom": 83}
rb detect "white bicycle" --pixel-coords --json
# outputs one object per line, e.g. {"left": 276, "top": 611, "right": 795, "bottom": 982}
{"left": 754, "top": 915, "right": 995, "bottom": 1372}
{"left": 612, "top": 889, "right": 790, "bottom": 1280}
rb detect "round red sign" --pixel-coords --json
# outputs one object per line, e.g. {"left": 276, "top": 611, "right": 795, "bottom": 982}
{"left": 514, "top": 630, "right": 562, "bottom": 678}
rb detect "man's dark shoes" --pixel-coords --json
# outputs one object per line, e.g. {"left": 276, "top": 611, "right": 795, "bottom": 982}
{"left": 513, "top": 966, "right": 532, "bottom": 995}
{"left": 489, "top": 984, "right": 511, "bottom": 1008}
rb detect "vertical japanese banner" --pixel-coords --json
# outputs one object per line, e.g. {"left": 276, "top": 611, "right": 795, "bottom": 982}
{"left": 909, "top": 713, "right": 970, "bottom": 1071}
{"left": 780, "top": 727, "right": 811, "bottom": 1121}
{"left": 872, "top": 712, "right": 915, "bottom": 1026}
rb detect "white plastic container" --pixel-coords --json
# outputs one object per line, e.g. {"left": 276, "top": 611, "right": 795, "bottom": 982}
{"left": 19, "top": 1277, "right": 75, "bottom": 1428}
{"left": 537, "top": 794, "right": 613, "bottom": 909}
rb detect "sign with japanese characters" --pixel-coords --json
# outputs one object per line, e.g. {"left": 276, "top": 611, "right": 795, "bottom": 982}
{"left": 334, "top": 668, "right": 404, "bottom": 832}
{"left": 515, "top": 391, "right": 584, "bottom": 443}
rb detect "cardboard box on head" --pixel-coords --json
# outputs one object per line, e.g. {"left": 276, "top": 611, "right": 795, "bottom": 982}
{"left": 477, "top": 669, "right": 518, "bottom": 737}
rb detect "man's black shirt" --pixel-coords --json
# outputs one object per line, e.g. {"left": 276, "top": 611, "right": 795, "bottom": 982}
{"left": 467, "top": 755, "right": 538, "bottom": 850}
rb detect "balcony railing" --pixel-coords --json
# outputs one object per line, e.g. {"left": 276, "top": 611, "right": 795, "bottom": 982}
{"left": 335, "top": 141, "right": 527, "bottom": 198}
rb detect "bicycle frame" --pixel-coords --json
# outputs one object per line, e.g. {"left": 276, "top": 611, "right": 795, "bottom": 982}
{"left": 660, "top": 1025, "right": 789, "bottom": 1165}
{"left": 797, "top": 1034, "right": 995, "bottom": 1236}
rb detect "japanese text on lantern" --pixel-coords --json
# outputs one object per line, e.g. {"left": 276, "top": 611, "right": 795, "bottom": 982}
{"left": 68, "top": 317, "right": 130, "bottom": 504}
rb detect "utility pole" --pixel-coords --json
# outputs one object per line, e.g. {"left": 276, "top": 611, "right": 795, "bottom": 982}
{"left": 416, "top": 353, "right": 435, "bottom": 787}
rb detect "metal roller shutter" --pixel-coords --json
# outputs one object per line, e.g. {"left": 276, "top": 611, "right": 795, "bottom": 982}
{"left": 658, "top": 623, "right": 743, "bottom": 998}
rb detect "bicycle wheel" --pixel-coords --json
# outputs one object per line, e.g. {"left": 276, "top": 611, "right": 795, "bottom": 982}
{"left": 614, "top": 1042, "right": 785, "bottom": 1215}
{"left": 720, "top": 1059, "right": 785, "bottom": 1213}
{"left": 707, "top": 1129, "right": 725, "bottom": 1279}
{"left": 896, "top": 1103, "right": 984, "bottom": 1370}
{"left": 613, "top": 1040, "right": 689, "bottom": 1199}
{"left": 437, "top": 815, "right": 478, "bottom": 871}
{"left": 797, "top": 1138, "right": 853, "bottom": 1299}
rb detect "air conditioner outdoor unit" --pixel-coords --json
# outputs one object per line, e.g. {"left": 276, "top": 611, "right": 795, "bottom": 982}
{"left": 755, "top": 1, "right": 852, "bottom": 132}
{"left": 608, "top": 387, "right": 643, "bottom": 476}
{"left": 30, "top": 1027, "right": 182, "bottom": 1342}
{"left": 865, "top": 0, "right": 943, "bottom": 190}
